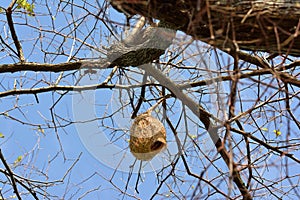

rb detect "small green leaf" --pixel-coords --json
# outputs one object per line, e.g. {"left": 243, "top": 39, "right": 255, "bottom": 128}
{"left": 14, "top": 155, "right": 23, "bottom": 166}
{"left": 37, "top": 125, "right": 45, "bottom": 135}
{"left": 16, "top": 0, "right": 35, "bottom": 16}
{"left": 189, "top": 134, "right": 197, "bottom": 139}
{"left": 273, "top": 129, "right": 281, "bottom": 137}
{"left": 261, "top": 127, "right": 268, "bottom": 132}
{"left": 0, "top": 133, "right": 4, "bottom": 138}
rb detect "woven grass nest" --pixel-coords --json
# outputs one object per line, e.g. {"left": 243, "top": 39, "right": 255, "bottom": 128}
{"left": 130, "top": 110, "right": 167, "bottom": 161}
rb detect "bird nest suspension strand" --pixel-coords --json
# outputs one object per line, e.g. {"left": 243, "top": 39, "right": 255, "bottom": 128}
{"left": 129, "top": 98, "right": 167, "bottom": 161}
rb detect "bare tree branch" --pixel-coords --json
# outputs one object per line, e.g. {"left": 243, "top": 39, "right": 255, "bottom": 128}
{"left": 6, "top": 0, "right": 25, "bottom": 62}
{"left": 110, "top": 0, "right": 300, "bottom": 56}
{"left": 0, "top": 149, "right": 22, "bottom": 200}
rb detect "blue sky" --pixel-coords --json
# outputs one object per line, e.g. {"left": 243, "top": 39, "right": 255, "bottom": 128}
{"left": 0, "top": 0, "right": 299, "bottom": 199}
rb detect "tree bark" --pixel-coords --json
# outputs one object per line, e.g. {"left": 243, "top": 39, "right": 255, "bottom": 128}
{"left": 110, "top": 0, "right": 300, "bottom": 57}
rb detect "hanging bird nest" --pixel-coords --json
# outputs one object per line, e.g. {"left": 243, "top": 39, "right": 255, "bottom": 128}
{"left": 130, "top": 110, "right": 167, "bottom": 161}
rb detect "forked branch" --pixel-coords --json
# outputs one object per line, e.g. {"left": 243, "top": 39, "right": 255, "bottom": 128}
{"left": 6, "top": 0, "right": 25, "bottom": 62}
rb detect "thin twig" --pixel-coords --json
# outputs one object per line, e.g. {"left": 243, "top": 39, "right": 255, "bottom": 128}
{"left": 138, "top": 63, "right": 253, "bottom": 200}
{"left": 0, "top": 149, "right": 22, "bottom": 200}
